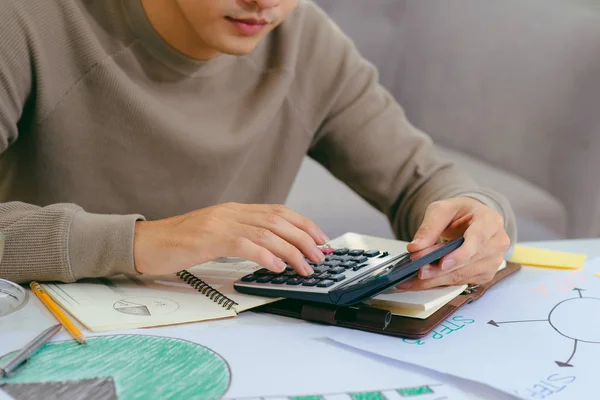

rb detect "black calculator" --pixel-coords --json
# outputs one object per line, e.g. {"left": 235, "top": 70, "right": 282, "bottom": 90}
{"left": 233, "top": 237, "right": 465, "bottom": 307}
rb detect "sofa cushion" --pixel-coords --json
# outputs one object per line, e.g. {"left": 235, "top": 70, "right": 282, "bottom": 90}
{"left": 435, "top": 145, "right": 568, "bottom": 240}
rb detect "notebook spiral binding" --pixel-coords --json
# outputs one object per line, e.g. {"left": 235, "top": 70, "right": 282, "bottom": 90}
{"left": 176, "top": 270, "right": 239, "bottom": 310}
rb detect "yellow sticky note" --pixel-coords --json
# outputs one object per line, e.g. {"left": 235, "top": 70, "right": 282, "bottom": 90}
{"left": 509, "top": 245, "right": 587, "bottom": 270}
{"left": 595, "top": 272, "right": 600, "bottom": 278}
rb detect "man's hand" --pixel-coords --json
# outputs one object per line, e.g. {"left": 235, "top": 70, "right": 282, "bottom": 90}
{"left": 398, "top": 197, "right": 511, "bottom": 290}
{"left": 133, "top": 203, "right": 329, "bottom": 277}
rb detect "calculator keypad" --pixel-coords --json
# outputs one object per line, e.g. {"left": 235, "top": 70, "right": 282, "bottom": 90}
{"left": 237, "top": 247, "right": 393, "bottom": 294}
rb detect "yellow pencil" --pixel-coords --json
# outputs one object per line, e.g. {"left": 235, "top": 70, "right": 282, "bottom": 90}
{"left": 30, "top": 281, "right": 87, "bottom": 344}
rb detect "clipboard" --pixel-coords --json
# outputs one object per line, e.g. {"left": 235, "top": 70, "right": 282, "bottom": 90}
{"left": 254, "top": 261, "right": 521, "bottom": 339}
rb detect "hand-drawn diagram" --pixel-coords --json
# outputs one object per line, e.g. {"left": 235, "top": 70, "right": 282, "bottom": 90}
{"left": 226, "top": 384, "right": 446, "bottom": 400}
{"left": 488, "top": 287, "right": 600, "bottom": 367}
{"left": 0, "top": 335, "right": 231, "bottom": 400}
{"left": 113, "top": 297, "right": 179, "bottom": 316}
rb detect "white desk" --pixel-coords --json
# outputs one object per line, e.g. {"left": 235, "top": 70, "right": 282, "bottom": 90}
{"left": 3, "top": 238, "right": 598, "bottom": 400}
{"left": 232, "top": 238, "right": 600, "bottom": 400}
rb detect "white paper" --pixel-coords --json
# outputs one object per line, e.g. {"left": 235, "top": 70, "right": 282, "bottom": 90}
{"left": 0, "top": 389, "right": 14, "bottom": 400}
{"left": 1, "top": 321, "right": 465, "bottom": 400}
{"left": 154, "top": 325, "right": 465, "bottom": 399}
{"left": 0, "top": 293, "right": 57, "bottom": 356}
{"left": 328, "top": 264, "right": 600, "bottom": 399}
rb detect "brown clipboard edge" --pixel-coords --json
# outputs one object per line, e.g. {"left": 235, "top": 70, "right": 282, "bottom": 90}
{"left": 253, "top": 262, "right": 522, "bottom": 339}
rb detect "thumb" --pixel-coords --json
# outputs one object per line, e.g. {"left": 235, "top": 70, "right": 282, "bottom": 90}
{"left": 407, "top": 201, "right": 458, "bottom": 252}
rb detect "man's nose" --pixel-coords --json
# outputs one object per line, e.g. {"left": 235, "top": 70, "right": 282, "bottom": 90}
{"left": 242, "top": 0, "right": 281, "bottom": 9}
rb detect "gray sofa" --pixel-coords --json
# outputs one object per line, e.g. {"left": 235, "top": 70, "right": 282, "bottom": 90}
{"left": 285, "top": 0, "right": 600, "bottom": 242}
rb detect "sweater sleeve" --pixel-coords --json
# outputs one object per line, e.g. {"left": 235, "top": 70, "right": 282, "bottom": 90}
{"left": 300, "top": 3, "right": 517, "bottom": 243}
{"left": 0, "top": 3, "right": 145, "bottom": 284}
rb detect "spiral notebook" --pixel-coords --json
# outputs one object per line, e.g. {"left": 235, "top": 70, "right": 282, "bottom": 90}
{"left": 41, "top": 258, "right": 281, "bottom": 332}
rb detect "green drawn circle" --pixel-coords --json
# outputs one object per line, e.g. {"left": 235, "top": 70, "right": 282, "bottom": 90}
{"left": 1, "top": 335, "right": 231, "bottom": 399}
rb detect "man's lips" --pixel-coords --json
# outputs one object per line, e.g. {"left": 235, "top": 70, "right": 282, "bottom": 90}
{"left": 226, "top": 16, "right": 270, "bottom": 36}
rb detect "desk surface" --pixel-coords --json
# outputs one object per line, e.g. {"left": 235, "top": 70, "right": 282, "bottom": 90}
{"left": 3, "top": 238, "right": 599, "bottom": 400}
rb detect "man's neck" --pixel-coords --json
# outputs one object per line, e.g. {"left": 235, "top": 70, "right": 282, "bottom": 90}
{"left": 140, "top": 0, "right": 221, "bottom": 60}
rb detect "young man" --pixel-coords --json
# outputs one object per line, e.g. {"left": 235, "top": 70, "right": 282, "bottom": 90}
{"left": 0, "top": 0, "right": 515, "bottom": 290}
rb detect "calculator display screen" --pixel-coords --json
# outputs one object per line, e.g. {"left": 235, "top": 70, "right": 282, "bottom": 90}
{"left": 352, "top": 241, "right": 449, "bottom": 286}
{"left": 351, "top": 253, "right": 412, "bottom": 286}
{"left": 332, "top": 239, "right": 463, "bottom": 305}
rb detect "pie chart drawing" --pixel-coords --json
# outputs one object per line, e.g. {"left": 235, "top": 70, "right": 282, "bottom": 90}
{"left": 113, "top": 297, "right": 179, "bottom": 316}
{"left": 0, "top": 335, "right": 231, "bottom": 400}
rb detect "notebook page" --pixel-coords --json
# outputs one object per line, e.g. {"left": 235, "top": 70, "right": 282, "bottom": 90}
{"left": 369, "top": 298, "right": 452, "bottom": 319}
{"left": 42, "top": 273, "right": 236, "bottom": 332}
{"left": 186, "top": 258, "right": 282, "bottom": 313}
{"left": 366, "top": 260, "right": 507, "bottom": 311}
{"left": 367, "top": 284, "right": 468, "bottom": 311}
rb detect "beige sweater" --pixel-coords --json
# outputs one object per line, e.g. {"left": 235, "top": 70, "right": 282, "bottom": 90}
{"left": 0, "top": 0, "right": 516, "bottom": 284}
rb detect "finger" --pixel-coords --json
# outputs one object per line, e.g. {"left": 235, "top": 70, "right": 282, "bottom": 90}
{"left": 407, "top": 201, "right": 458, "bottom": 252}
{"left": 437, "top": 218, "right": 496, "bottom": 271}
{"left": 420, "top": 231, "right": 510, "bottom": 280}
{"left": 246, "top": 204, "right": 329, "bottom": 245}
{"left": 237, "top": 224, "right": 315, "bottom": 276}
{"left": 238, "top": 211, "right": 326, "bottom": 264}
{"left": 228, "top": 237, "right": 287, "bottom": 273}
{"left": 397, "top": 255, "right": 502, "bottom": 290}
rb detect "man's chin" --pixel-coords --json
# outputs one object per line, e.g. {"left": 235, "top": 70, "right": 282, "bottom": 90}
{"left": 220, "top": 45, "right": 259, "bottom": 56}
{"left": 214, "top": 36, "right": 265, "bottom": 56}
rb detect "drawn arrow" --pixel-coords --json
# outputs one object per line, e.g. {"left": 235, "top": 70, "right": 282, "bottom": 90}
{"left": 487, "top": 319, "right": 547, "bottom": 327}
{"left": 573, "top": 288, "right": 585, "bottom": 298}
{"left": 555, "top": 340, "right": 578, "bottom": 367}
{"left": 555, "top": 361, "right": 573, "bottom": 367}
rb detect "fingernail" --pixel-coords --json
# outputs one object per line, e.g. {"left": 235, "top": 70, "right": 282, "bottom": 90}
{"left": 397, "top": 280, "right": 413, "bottom": 289}
{"left": 313, "top": 247, "right": 325, "bottom": 262}
{"left": 303, "top": 261, "right": 314, "bottom": 276}
{"left": 319, "top": 231, "right": 329, "bottom": 244}
{"left": 410, "top": 237, "right": 422, "bottom": 245}
{"left": 273, "top": 258, "right": 286, "bottom": 272}
{"left": 441, "top": 259, "right": 456, "bottom": 270}
{"left": 420, "top": 267, "right": 433, "bottom": 279}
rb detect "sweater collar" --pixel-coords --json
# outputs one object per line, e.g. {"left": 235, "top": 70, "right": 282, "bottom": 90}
{"left": 122, "top": 0, "right": 236, "bottom": 77}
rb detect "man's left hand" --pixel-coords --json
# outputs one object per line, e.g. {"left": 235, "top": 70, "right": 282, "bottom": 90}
{"left": 398, "top": 197, "right": 511, "bottom": 290}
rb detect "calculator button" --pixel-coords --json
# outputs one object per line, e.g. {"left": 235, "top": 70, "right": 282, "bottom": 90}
{"left": 333, "top": 248, "right": 349, "bottom": 255}
{"left": 256, "top": 275, "right": 274, "bottom": 283}
{"left": 312, "top": 266, "right": 329, "bottom": 274}
{"left": 328, "top": 267, "right": 346, "bottom": 275}
{"left": 353, "top": 264, "right": 369, "bottom": 271}
{"left": 316, "top": 272, "right": 332, "bottom": 280}
{"left": 302, "top": 278, "right": 320, "bottom": 286}
{"left": 321, "top": 247, "right": 335, "bottom": 255}
{"left": 285, "top": 266, "right": 295, "bottom": 272}
{"left": 337, "top": 255, "right": 353, "bottom": 262}
{"left": 352, "top": 256, "right": 369, "bottom": 264}
{"left": 241, "top": 274, "right": 257, "bottom": 282}
{"left": 324, "top": 261, "right": 342, "bottom": 268}
{"left": 286, "top": 277, "right": 304, "bottom": 285}
{"left": 348, "top": 249, "right": 364, "bottom": 256}
{"left": 340, "top": 261, "right": 357, "bottom": 269}
{"left": 317, "top": 280, "right": 335, "bottom": 287}
{"left": 271, "top": 276, "right": 289, "bottom": 284}
{"left": 330, "top": 275, "right": 346, "bottom": 282}
{"left": 363, "top": 250, "right": 381, "bottom": 257}
{"left": 255, "top": 268, "right": 277, "bottom": 276}
{"left": 284, "top": 271, "right": 298, "bottom": 277}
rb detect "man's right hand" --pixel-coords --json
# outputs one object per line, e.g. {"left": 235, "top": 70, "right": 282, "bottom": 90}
{"left": 133, "top": 202, "right": 329, "bottom": 277}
